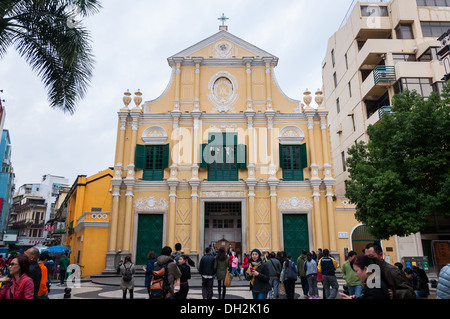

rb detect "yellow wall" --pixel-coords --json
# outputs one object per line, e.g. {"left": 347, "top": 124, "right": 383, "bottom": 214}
{"left": 66, "top": 168, "right": 113, "bottom": 276}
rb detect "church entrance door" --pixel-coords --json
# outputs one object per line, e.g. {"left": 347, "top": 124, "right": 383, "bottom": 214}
{"left": 204, "top": 202, "right": 242, "bottom": 256}
{"left": 136, "top": 214, "right": 163, "bottom": 265}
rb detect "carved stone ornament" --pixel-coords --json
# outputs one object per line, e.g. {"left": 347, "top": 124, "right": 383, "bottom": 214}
{"left": 141, "top": 126, "right": 168, "bottom": 144}
{"left": 134, "top": 196, "right": 168, "bottom": 210}
{"left": 208, "top": 72, "right": 239, "bottom": 113}
{"left": 277, "top": 196, "right": 313, "bottom": 210}
{"left": 214, "top": 41, "right": 233, "bottom": 58}
{"left": 279, "top": 126, "right": 305, "bottom": 144}
{"left": 201, "top": 191, "right": 245, "bottom": 198}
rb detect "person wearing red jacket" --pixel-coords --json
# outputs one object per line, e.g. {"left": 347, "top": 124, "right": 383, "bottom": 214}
{"left": 0, "top": 254, "right": 34, "bottom": 299}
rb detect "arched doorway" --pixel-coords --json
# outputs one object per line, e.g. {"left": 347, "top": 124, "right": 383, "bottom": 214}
{"left": 351, "top": 225, "right": 381, "bottom": 255}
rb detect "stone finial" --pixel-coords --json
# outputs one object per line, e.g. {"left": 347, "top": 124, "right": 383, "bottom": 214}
{"left": 123, "top": 90, "right": 131, "bottom": 108}
{"left": 134, "top": 89, "right": 142, "bottom": 108}
{"left": 315, "top": 89, "right": 324, "bottom": 108}
{"left": 303, "top": 89, "right": 312, "bottom": 107}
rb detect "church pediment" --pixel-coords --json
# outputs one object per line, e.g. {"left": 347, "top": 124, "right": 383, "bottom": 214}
{"left": 168, "top": 30, "right": 277, "bottom": 63}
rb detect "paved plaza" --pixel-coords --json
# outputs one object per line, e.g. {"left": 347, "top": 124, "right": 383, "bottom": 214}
{"left": 46, "top": 273, "right": 438, "bottom": 300}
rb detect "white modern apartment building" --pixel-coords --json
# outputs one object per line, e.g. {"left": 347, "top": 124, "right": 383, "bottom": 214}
{"left": 322, "top": 0, "right": 449, "bottom": 263}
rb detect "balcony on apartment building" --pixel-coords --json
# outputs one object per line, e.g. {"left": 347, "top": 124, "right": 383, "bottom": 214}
{"left": 361, "top": 56, "right": 444, "bottom": 99}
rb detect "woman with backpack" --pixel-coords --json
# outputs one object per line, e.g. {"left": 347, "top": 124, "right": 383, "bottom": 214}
{"left": 120, "top": 256, "right": 135, "bottom": 299}
{"left": 281, "top": 255, "right": 298, "bottom": 299}
{"left": 143, "top": 251, "right": 157, "bottom": 298}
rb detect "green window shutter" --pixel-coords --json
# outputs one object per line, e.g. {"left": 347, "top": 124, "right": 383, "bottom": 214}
{"left": 300, "top": 143, "right": 308, "bottom": 169}
{"left": 280, "top": 144, "right": 305, "bottom": 181}
{"left": 143, "top": 170, "right": 163, "bottom": 181}
{"left": 199, "top": 144, "right": 208, "bottom": 168}
{"left": 279, "top": 144, "right": 285, "bottom": 169}
{"left": 162, "top": 144, "right": 170, "bottom": 169}
{"left": 283, "top": 169, "right": 293, "bottom": 181}
{"left": 237, "top": 144, "right": 247, "bottom": 169}
{"left": 135, "top": 144, "right": 146, "bottom": 169}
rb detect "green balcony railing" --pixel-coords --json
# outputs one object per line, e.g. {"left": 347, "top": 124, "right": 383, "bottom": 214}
{"left": 373, "top": 65, "right": 396, "bottom": 85}
{"left": 378, "top": 106, "right": 393, "bottom": 119}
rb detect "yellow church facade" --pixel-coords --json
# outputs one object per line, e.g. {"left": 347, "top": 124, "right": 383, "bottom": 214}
{"left": 103, "top": 27, "right": 399, "bottom": 272}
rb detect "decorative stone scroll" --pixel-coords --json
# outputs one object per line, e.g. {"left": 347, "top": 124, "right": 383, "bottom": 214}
{"left": 277, "top": 196, "right": 313, "bottom": 210}
{"left": 134, "top": 196, "right": 168, "bottom": 210}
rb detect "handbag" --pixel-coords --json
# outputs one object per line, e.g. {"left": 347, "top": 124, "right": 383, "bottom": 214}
{"left": 173, "top": 277, "right": 181, "bottom": 293}
{"left": 224, "top": 271, "right": 233, "bottom": 287}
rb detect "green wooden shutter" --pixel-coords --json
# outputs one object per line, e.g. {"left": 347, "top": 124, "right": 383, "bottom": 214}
{"left": 300, "top": 143, "right": 308, "bottom": 169}
{"left": 199, "top": 144, "right": 208, "bottom": 168}
{"left": 237, "top": 144, "right": 247, "bottom": 169}
{"left": 162, "top": 144, "right": 170, "bottom": 169}
{"left": 279, "top": 144, "right": 285, "bottom": 169}
{"left": 135, "top": 144, "right": 146, "bottom": 169}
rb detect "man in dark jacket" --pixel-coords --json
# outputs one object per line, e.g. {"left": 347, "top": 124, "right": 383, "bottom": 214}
{"left": 365, "top": 243, "right": 415, "bottom": 299}
{"left": 317, "top": 249, "right": 339, "bottom": 299}
{"left": 25, "top": 247, "right": 42, "bottom": 299}
{"left": 199, "top": 247, "right": 215, "bottom": 299}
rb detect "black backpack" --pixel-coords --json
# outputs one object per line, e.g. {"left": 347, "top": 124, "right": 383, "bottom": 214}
{"left": 149, "top": 261, "right": 170, "bottom": 299}
{"left": 122, "top": 264, "right": 133, "bottom": 282}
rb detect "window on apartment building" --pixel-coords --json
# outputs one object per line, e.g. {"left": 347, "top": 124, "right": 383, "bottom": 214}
{"left": 418, "top": 47, "right": 441, "bottom": 61}
{"left": 200, "top": 133, "right": 246, "bottom": 182}
{"left": 279, "top": 144, "right": 308, "bottom": 181}
{"left": 336, "top": 98, "right": 341, "bottom": 113}
{"left": 348, "top": 81, "right": 352, "bottom": 98}
{"left": 364, "top": 91, "right": 390, "bottom": 118}
{"left": 135, "top": 144, "right": 170, "bottom": 181}
{"left": 341, "top": 151, "right": 346, "bottom": 172}
{"left": 394, "top": 78, "right": 434, "bottom": 98}
{"left": 392, "top": 54, "right": 417, "bottom": 64}
{"left": 421, "top": 21, "right": 450, "bottom": 37}
{"left": 360, "top": 5, "right": 389, "bottom": 17}
{"left": 345, "top": 53, "right": 349, "bottom": 70}
{"left": 396, "top": 24, "right": 414, "bottom": 39}
{"left": 417, "top": 0, "right": 450, "bottom": 7}
{"left": 331, "top": 49, "right": 335, "bottom": 67}
{"left": 333, "top": 72, "right": 338, "bottom": 88}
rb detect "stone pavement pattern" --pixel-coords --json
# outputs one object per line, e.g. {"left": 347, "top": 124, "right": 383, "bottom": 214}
{"left": 47, "top": 273, "right": 438, "bottom": 299}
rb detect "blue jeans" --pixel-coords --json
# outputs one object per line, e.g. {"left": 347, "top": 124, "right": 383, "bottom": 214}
{"left": 252, "top": 291, "right": 268, "bottom": 299}
{"left": 347, "top": 285, "right": 362, "bottom": 298}
{"left": 268, "top": 278, "right": 279, "bottom": 299}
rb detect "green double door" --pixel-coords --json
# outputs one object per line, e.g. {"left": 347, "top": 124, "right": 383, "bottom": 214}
{"left": 136, "top": 214, "right": 163, "bottom": 265}
{"left": 283, "top": 214, "right": 309, "bottom": 262}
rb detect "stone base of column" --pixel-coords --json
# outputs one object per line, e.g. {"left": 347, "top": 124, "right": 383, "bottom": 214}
{"left": 102, "top": 250, "right": 118, "bottom": 274}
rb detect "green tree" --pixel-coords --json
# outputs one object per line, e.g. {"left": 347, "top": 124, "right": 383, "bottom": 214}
{"left": 345, "top": 84, "right": 450, "bottom": 240}
{"left": 0, "top": 0, "right": 101, "bottom": 114}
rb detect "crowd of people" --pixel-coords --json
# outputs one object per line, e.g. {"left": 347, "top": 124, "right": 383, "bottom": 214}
{"left": 1, "top": 241, "right": 449, "bottom": 300}
{"left": 0, "top": 248, "right": 71, "bottom": 299}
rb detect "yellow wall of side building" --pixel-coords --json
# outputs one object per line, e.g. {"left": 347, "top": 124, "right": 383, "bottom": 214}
{"left": 66, "top": 168, "right": 113, "bottom": 277}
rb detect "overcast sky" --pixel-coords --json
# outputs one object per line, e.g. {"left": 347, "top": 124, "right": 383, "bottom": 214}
{"left": 1, "top": 0, "right": 353, "bottom": 188}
